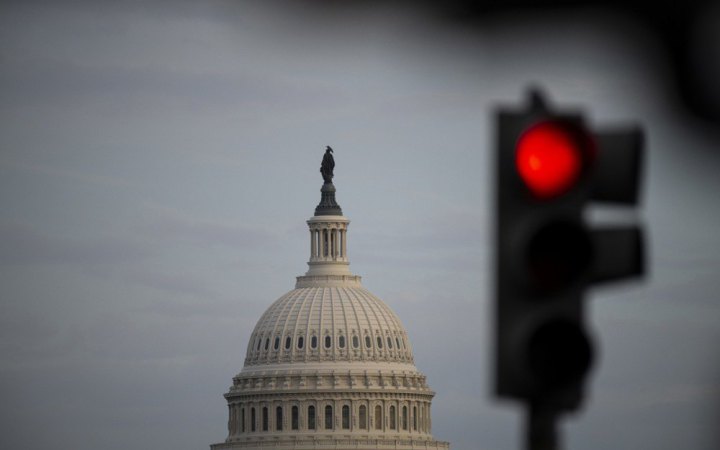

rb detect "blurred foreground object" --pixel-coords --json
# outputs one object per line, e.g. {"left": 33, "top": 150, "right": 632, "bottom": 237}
{"left": 494, "top": 88, "right": 646, "bottom": 449}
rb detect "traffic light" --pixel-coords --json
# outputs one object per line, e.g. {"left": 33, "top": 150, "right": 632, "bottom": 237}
{"left": 494, "top": 89, "right": 645, "bottom": 413}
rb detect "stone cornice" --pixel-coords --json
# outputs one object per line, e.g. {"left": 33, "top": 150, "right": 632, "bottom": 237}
{"left": 224, "top": 390, "right": 437, "bottom": 402}
{"left": 228, "top": 370, "right": 431, "bottom": 395}
{"left": 295, "top": 274, "right": 362, "bottom": 288}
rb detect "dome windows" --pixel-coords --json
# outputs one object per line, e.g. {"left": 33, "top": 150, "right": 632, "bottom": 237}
{"left": 307, "top": 405, "right": 316, "bottom": 430}
{"left": 297, "top": 336, "right": 304, "bottom": 349}
{"left": 377, "top": 336, "right": 383, "bottom": 349}
{"left": 342, "top": 405, "right": 350, "bottom": 429}
{"left": 387, "top": 337, "right": 393, "bottom": 349}
{"left": 291, "top": 406, "right": 299, "bottom": 430}
{"left": 324, "top": 335, "right": 331, "bottom": 349}
{"left": 264, "top": 338, "right": 269, "bottom": 351}
{"left": 365, "top": 335, "right": 371, "bottom": 348}
{"left": 359, "top": 405, "right": 367, "bottom": 429}
{"left": 324, "top": 405, "right": 333, "bottom": 429}
{"left": 352, "top": 335, "right": 359, "bottom": 348}
{"left": 274, "top": 337, "right": 280, "bottom": 351}
{"left": 284, "top": 336, "right": 291, "bottom": 350}
{"left": 311, "top": 335, "right": 318, "bottom": 349}
{"left": 338, "top": 335, "right": 346, "bottom": 349}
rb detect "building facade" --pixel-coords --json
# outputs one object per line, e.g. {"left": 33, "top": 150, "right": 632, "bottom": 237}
{"left": 211, "top": 172, "right": 450, "bottom": 450}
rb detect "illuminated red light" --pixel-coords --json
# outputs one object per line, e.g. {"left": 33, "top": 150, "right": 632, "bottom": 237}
{"left": 516, "top": 121, "right": 587, "bottom": 199}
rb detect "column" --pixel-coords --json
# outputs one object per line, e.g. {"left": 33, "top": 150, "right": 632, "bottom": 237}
{"left": 320, "top": 228, "right": 326, "bottom": 259}
{"left": 427, "top": 403, "right": 431, "bottom": 433}
{"left": 333, "top": 228, "right": 339, "bottom": 259}
{"left": 311, "top": 228, "right": 316, "bottom": 259}
{"left": 330, "top": 228, "right": 335, "bottom": 260}
{"left": 338, "top": 228, "right": 343, "bottom": 258}
{"left": 342, "top": 228, "right": 347, "bottom": 259}
{"left": 324, "top": 228, "right": 329, "bottom": 259}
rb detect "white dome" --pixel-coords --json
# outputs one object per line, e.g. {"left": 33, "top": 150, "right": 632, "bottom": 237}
{"left": 244, "top": 285, "right": 414, "bottom": 369}
{"left": 212, "top": 177, "right": 449, "bottom": 450}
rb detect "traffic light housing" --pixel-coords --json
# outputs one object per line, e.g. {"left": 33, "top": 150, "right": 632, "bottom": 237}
{"left": 494, "top": 90, "right": 644, "bottom": 412}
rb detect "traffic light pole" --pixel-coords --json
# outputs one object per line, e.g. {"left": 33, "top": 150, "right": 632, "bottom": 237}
{"left": 495, "top": 88, "right": 645, "bottom": 450}
{"left": 526, "top": 403, "right": 560, "bottom": 450}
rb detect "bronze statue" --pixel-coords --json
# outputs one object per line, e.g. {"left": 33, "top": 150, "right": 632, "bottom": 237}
{"left": 320, "top": 146, "right": 335, "bottom": 183}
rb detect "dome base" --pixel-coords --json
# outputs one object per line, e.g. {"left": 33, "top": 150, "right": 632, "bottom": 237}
{"left": 212, "top": 436, "right": 450, "bottom": 450}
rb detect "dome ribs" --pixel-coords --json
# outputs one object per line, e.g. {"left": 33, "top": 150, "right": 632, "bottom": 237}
{"left": 275, "top": 289, "right": 300, "bottom": 364}
{"left": 243, "top": 286, "right": 417, "bottom": 366}
{"left": 343, "top": 286, "right": 363, "bottom": 361}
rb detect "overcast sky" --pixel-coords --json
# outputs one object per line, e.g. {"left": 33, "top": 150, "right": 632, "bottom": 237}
{"left": 1, "top": 1, "right": 719, "bottom": 450}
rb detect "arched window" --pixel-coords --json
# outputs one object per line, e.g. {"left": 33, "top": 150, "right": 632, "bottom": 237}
{"left": 339, "top": 335, "right": 345, "bottom": 348}
{"left": 308, "top": 405, "right": 316, "bottom": 430}
{"left": 291, "top": 406, "right": 299, "bottom": 430}
{"left": 413, "top": 406, "right": 417, "bottom": 431}
{"left": 276, "top": 406, "right": 283, "bottom": 431}
{"left": 374, "top": 405, "right": 383, "bottom": 430}
{"left": 274, "top": 337, "right": 280, "bottom": 350}
{"left": 365, "top": 335, "right": 371, "bottom": 348}
{"left": 251, "top": 407, "right": 256, "bottom": 432}
{"left": 262, "top": 407, "right": 268, "bottom": 431}
{"left": 389, "top": 405, "right": 396, "bottom": 429}
{"left": 359, "top": 405, "right": 367, "bottom": 429}
{"left": 324, "top": 335, "right": 331, "bottom": 349}
{"left": 402, "top": 406, "right": 408, "bottom": 430}
{"left": 264, "top": 338, "right": 269, "bottom": 351}
{"left": 324, "top": 405, "right": 333, "bottom": 429}
{"left": 387, "top": 337, "right": 393, "bottom": 349}
{"left": 377, "top": 336, "right": 383, "bottom": 349}
{"left": 256, "top": 338, "right": 262, "bottom": 351}
{"left": 396, "top": 337, "right": 401, "bottom": 349}
{"left": 241, "top": 408, "right": 246, "bottom": 433}
{"left": 285, "top": 336, "right": 291, "bottom": 350}
{"left": 342, "top": 405, "right": 350, "bottom": 429}
{"left": 297, "top": 336, "right": 304, "bottom": 349}
{"left": 311, "top": 336, "right": 318, "bottom": 349}
{"left": 352, "top": 335, "right": 359, "bottom": 348}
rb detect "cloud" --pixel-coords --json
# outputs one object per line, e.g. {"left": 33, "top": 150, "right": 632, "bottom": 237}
{"left": 136, "top": 207, "right": 280, "bottom": 250}
{"left": 121, "top": 269, "right": 218, "bottom": 299}
{"left": 0, "top": 221, "right": 150, "bottom": 266}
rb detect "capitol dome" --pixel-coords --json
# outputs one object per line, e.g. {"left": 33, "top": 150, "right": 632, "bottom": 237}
{"left": 211, "top": 159, "right": 449, "bottom": 450}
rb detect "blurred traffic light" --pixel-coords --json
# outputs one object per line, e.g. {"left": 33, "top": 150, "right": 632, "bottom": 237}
{"left": 494, "top": 89, "right": 645, "bottom": 418}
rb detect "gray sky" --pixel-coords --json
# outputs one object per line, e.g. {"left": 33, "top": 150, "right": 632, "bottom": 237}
{"left": 1, "top": 1, "right": 719, "bottom": 450}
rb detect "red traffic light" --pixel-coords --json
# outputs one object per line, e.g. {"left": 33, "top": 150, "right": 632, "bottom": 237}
{"left": 515, "top": 121, "right": 593, "bottom": 199}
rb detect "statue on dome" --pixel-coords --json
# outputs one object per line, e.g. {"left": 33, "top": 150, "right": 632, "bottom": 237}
{"left": 320, "top": 146, "right": 335, "bottom": 183}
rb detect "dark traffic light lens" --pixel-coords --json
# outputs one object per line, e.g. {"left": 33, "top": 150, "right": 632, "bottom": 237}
{"left": 527, "top": 319, "right": 593, "bottom": 387}
{"left": 526, "top": 221, "right": 592, "bottom": 293}
{"left": 516, "top": 121, "right": 591, "bottom": 199}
